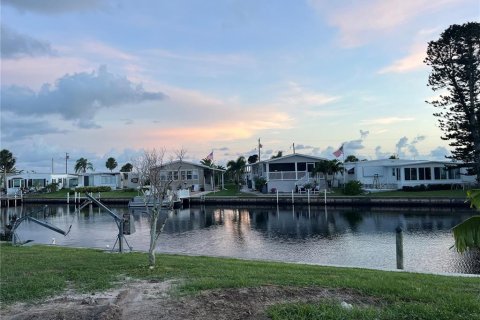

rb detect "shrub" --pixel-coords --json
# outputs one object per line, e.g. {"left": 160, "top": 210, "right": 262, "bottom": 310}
{"left": 75, "top": 186, "right": 112, "bottom": 193}
{"left": 45, "top": 182, "right": 59, "bottom": 193}
{"left": 344, "top": 180, "right": 363, "bottom": 195}
{"left": 254, "top": 177, "right": 267, "bottom": 191}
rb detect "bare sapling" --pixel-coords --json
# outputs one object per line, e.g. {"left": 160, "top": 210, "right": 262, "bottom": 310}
{"left": 134, "top": 148, "right": 186, "bottom": 267}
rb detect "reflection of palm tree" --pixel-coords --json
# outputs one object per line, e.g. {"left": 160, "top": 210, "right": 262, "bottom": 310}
{"left": 75, "top": 158, "right": 94, "bottom": 173}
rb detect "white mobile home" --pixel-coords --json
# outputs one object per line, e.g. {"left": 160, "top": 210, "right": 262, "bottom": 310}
{"left": 77, "top": 172, "right": 122, "bottom": 189}
{"left": 344, "top": 159, "right": 476, "bottom": 190}
{"left": 6, "top": 173, "right": 78, "bottom": 195}
{"left": 246, "top": 154, "right": 329, "bottom": 193}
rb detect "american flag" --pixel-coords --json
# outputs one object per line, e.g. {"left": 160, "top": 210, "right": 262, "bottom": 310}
{"left": 333, "top": 145, "right": 344, "bottom": 158}
{"left": 206, "top": 151, "right": 214, "bottom": 161}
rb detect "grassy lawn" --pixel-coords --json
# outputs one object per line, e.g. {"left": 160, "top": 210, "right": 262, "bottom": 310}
{"left": 205, "top": 183, "right": 254, "bottom": 197}
{"left": 26, "top": 190, "right": 138, "bottom": 199}
{"left": 1, "top": 244, "right": 479, "bottom": 319}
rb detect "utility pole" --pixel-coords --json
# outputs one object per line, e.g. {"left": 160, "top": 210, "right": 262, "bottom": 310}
{"left": 52, "top": 158, "right": 54, "bottom": 174}
{"left": 292, "top": 143, "right": 295, "bottom": 154}
{"left": 65, "top": 153, "right": 69, "bottom": 174}
{"left": 258, "top": 138, "right": 262, "bottom": 161}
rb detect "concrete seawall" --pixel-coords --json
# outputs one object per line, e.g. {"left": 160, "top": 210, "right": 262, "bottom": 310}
{"left": 22, "top": 196, "right": 470, "bottom": 208}
{"left": 188, "top": 196, "right": 469, "bottom": 208}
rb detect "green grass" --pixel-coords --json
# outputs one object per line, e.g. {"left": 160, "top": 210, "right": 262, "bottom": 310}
{"left": 1, "top": 244, "right": 479, "bottom": 320}
{"left": 26, "top": 190, "right": 138, "bottom": 199}
{"left": 205, "top": 183, "right": 254, "bottom": 197}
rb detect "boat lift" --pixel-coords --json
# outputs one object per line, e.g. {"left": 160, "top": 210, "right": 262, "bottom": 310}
{"left": 9, "top": 206, "right": 70, "bottom": 245}
{"left": 84, "top": 193, "right": 134, "bottom": 253}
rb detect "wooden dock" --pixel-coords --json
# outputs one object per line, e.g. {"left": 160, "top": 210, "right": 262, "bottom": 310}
{"left": 0, "top": 195, "right": 23, "bottom": 207}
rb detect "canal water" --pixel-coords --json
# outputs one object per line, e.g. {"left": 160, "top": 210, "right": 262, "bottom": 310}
{"left": 2, "top": 204, "right": 479, "bottom": 274}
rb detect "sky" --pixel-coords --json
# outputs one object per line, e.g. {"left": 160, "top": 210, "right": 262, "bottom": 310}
{"left": 1, "top": 0, "right": 479, "bottom": 173}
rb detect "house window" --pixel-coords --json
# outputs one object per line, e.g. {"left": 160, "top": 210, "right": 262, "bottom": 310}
{"left": 101, "top": 175, "right": 116, "bottom": 184}
{"left": 173, "top": 171, "right": 179, "bottom": 180}
{"left": 392, "top": 168, "right": 395, "bottom": 176}
{"left": 404, "top": 168, "right": 417, "bottom": 180}
{"left": 192, "top": 170, "right": 199, "bottom": 180}
{"left": 297, "top": 163, "right": 307, "bottom": 171}
{"left": 449, "top": 168, "right": 460, "bottom": 179}
{"left": 434, "top": 167, "right": 447, "bottom": 180}
{"left": 12, "top": 178, "right": 22, "bottom": 188}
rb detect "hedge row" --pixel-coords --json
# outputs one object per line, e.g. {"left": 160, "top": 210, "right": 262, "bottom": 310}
{"left": 74, "top": 186, "right": 112, "bottom": 193}
{"left": 402, "top": 184, "right": 457, "bottom": 192}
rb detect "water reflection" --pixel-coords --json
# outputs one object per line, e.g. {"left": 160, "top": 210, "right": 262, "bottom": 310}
{"left": 2, "top": 204, "right": 479, "bottom": 274}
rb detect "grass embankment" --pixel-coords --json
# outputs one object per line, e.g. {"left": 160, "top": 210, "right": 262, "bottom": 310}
{"left": 1, "top": 244, "right": 479, "bottom": 319}
{"left": 205, "top": 183, "right": 253, "bottom": 197}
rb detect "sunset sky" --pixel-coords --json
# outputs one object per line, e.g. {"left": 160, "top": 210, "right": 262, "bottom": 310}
{"left": 1, "top": 0, "right": 479, "bottom": 173}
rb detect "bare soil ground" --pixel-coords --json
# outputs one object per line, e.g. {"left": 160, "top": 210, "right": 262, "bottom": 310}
{"left": 1, "top": 279, "right": 380, "bottom": 320}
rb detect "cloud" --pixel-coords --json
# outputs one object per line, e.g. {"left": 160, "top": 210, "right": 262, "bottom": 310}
{"left": 0, "top": 112, "right": 66, "bottom": 140}
{"left": 308, "top": 0, "right": 458, "bottom": 47}
{"left": 378, "top": 45, "right": 427, "bottom": 74}
{"left": 360, "top": 130, "right": 369, "bottom": 139}
{"left": 361, "top": 117, "right": 415, "bottom": 125}
{"left": 3, "top": 0, "right": 106, "bottom": 14}
{"left": 1, "top": 65, "right": 166, "bottom": 127}
{"left": 278, "top": 82, "right": 339, "bottom": 107}
{"left": 374, "top": 146, "right": 391, "bottom": 159}
{"left": 1, "top": 24, "right": 54, "bottom": 59}
{"left": 294, "top": 144, "right": 313, "bottom": 150}
{"left": 429, "top": 146, "right": 450, "bottom": 160}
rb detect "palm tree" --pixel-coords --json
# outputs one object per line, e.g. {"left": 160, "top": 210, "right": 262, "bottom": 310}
{"left": 120, "top": 163, "right": 133, "bottom": 172}
{"left": 345, "top": 155, "right": 359, "bottom": 162}
{"left": 314, "top": 159, "right": 343, "bottom": 188}
{"left": 75, "top": 158, "right": 94, "bottom": 173}
{"left": 200, "top": 158, "right": 214, "bottom": 167}
{"left": 105, "top": 157, "right": 118, "bottom": 172}
{"left": 227, "top": 156, "right": 246, "bottom": 185}
{"left": 270, "top": 151, "right": 283, "bottom": 159}
{"left": 0, "top": 149, "right": 16, "bottom": 190}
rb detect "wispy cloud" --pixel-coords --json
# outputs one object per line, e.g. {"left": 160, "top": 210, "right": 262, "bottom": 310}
{"left": 378, "top": 44, "right": 427, "bottom": 74}
{"left": 278, "top": 82, "right": 339, "bottom": 107}
{"left": 361, "top": 117, "right": 415, "bottom": 125}
{"left": 3, "top": 0, "right": 106, "bottom": 14}
{"left": 81, "top": 40, "right": 137, "bottom": 61}
{"left": 308, "top": 0, "right": 459, "bottom": 47}
{"left": 1, "top": 24, "right": 55, "bottom": 59}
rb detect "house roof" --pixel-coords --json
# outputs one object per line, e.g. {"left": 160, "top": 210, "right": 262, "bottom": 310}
{"left": 252, "top": 153, "right": 329, "bottom": 164}
{"left": 156, "top": 160, "right": 226, "bottom": 172}
{"left": 349, "top": 159, "right": 464, "bottom": 167}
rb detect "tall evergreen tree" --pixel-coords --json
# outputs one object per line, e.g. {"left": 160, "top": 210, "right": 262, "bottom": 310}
{"left": 425, "top": 22, "right": 480, "bottom": 182}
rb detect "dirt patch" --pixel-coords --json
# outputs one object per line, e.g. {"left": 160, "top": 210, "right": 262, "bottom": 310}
{"left": 1, "top": 280, "right": 380, "bottom": 320}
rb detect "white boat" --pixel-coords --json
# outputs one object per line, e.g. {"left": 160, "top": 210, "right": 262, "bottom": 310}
{"left": 128, "top": 189, "right": 189, "bottom": 209}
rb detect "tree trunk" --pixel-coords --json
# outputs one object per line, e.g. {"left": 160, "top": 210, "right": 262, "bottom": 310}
{"left": 148, "top": 211, "right": 158, "bottom": 267}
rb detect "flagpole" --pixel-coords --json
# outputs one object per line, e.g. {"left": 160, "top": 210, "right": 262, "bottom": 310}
{"left": 343, "top": 146, "right": 346, "bottom": 190}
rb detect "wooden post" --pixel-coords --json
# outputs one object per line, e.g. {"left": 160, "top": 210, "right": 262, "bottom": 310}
{"left": 291, "top": 190, "right": 294, "bottom": 204}
{"left": 307, "top": 189, "right": 310, "bottom": 204}
{"left": 67, "top": 192, "right": 70, "bottom": 204}
{"left": 276, "top": 189, "right": 279, "bottom": 205}
{"left": 396, "top": 226, "right": 404, "bottom": 269}
{"left": 324, "top": 189, "right": 327, "bottom": 204}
